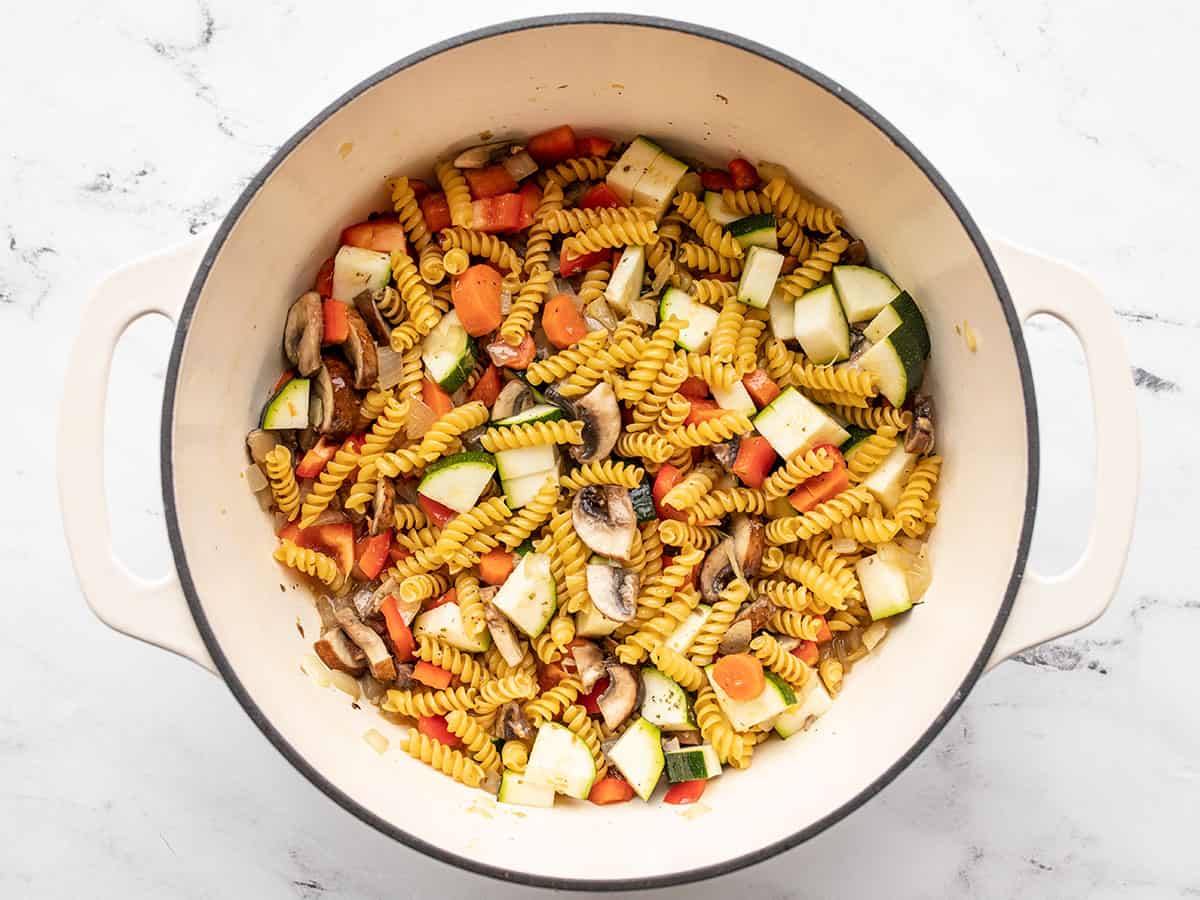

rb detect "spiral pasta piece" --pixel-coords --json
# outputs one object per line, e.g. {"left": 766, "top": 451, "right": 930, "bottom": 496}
{"left": 560, "top": 704, "right": 607, "bottom": 775}
{"left": 435, "top": 497, "right": 511, "bottom": 563}
{"left": 545, "top": 509, "right": 590, "bottom": 613}
{"left": 735, "top": 313, "right": 768, "bottom": 375}
{"left": 646, "top": 233, "right": 678, "bottom": 290}
{"left": 819, "top": 658, "right": 844, "bottom": 696}
{"left": 298, "top": 440, "right": 360, "bottom": 528}
{"left": 401, "top": 731, "right": 485, "bottom": 788}
{"left": 385, "top": 545, "right": 446, "bottom": 581}
{"left": 619, "top": 580, "right": 702, "bottom": 664}
{"left": 649, "top": 645, "right": 706, "bottom": 691}
{"left": 653, "top": 392, "right": 692, "bottom": 435}
{"left": 689, "top": 279, "right": 738, "bottom": 306}
{"left": 439, "top": 227, "right": 522, "bottom": 274}
{"left": 776, "top": 218, "right": 817, "bottom": 260}
{"left": 684, "top": 353, "right": 740, "bottom": 388}
{"left": 523, "top": 675, "right": 582, "bottom": 726}
{"left": 762, "top": 447, "right": 834, "bottom": 499}
{"left": 543, "top": 205, "right": 654, "bottom": 234}
{"left": 780, "top": 555, "right": 848, "bottom": 610}
{"left": 562, "top": 221, "right": 659, "bottom": 257}
{"left": 541, "top": 155, "right": 612, "bottom": 186}
{"left": 384, "top": 686, "right": 478, "bottom": 718}
{"left": 387, "top": 248, "right": 441, "bottom": 334}
{"left": 630, "top": 546, "right": 704, "bottom": 630}
{"left": 764, "top": 485, "right": 871, "bottom": 545}
{"left": 493, "top": 476, "right": 558, "bottom": 547}
{"left": 559, "top": 461, "right": 644, "bottom": 492}
{"left": 659, "top": 520, "right": 723, "bottom": 549}
{"left": 559, "top": 334, "right": 647, "bottom": 398}
{"left": 390, "top": 176, "right": 444, "bottom": 284}
{"left": 614, "top": 431, "right": 674, "bottom": 463}
{"left": 674, "top": 192, "right": 743, "bottom": 258}
{"left": 845, "top": 426, "right": 899, "bottom": 481}
{"left": 392, "top": 514, "right": 433, "bottom": 543}
{"left": 777, "top": 232, "right": 849, "bottom": 299}
{"left": 709, "top": 299, "right": 746, "bottom": 363}
{"left": 399, "top": 572, "right": 451, "bottom": 605}
{"left": 895, "top": 455, "right": 942, "bottom": 537}
{"left": 792, "top": 361, "right": 878, "bottom": 398}
{"left": 718, "top": 188, "right": 772, "bottom": 216}
{"left": 751, "top": 633, "right": 813, "bottom": 687}
{"left": 476, "top": 674, "right": 538, "bottom": 713}
{"left": 763, "top": 339, "right": 802, "bottom": 387}
{"left": 442, "top": 247, "right": 470, "bottom": 276}
{"left": 832, "top": 405, "right": 913, "bottom": 431}
{"left": 444, "top": 710, "right": 501, "bottom": 772}
{"left": 695, "top": 686, "right": 750, "bottom": 768}
{"left": 415, "top": 637, "right": 487, "bottom": 687}
{"left": 678, "top": 242, "right": 742, "bottom": 277}
{"left": 263, "top": 446, "right": 300, "bottom": 521}
{"left": 755, "top": 578, "right": 810, "bottom": 611}
{"left": 807, "top": 535, "right": 861, "bottom": 602}
{"left": 485, "top": 645, "right": 537, "bottom": 681}
{"left": 435, "top": 160, "right": 472, "bottom": 229}
{"left": 660, "top": 461, "right": 721, "bottom": 511}
{"left": 618, "top": 319, "right": 682, "bottom": 404}
{"left": 627, "top": 354, "right": 688, "bottom": 432}
{"left": 274, "top": 539, "right": 345, "bottom": 590}
{"left": 635, "top": 520, "right": 665, "bottom": 584}
{"left": 454, "top": 571, "right": 486, "bottom": 638}
{"left": 501, "top": 739, "right": 530, "bottom": 773}
{"left": 689, "top": 577, "right": 749, "bottom": 667}
{"left": 525, "top": 329, "right": 609, "bottom": 385}
{"left": 761, "top": 178, "right": 843, "bottom": 232}
{"left": 760, "top": 545, "right": 785, "bottom": 575}
{"left": 666, "top": 411, "right": 754, "bottom": 448}
{"left": 381, "top": 402, "right": 489, "bottom": 476}
{"left": 687, "top": 488, "right": 768, "bottom": 522}
{"left": 534, "top": 610, "right": 576, "bottom": 664}
{"left": 524, "top": 180, "right": 563, "bottom": 275}
{"left": 577, "top": 259, "right": 612, "bottom": 304}
{"left": 479, "top": 419, "right": 583, "bottom": 452}
{"left": 358, "top": 387, "right": 394, "bottom": 426}
{"left": 768, "top": 610, "right": 827, "bottom": 641}
{"left": 830, "top": 516, "right": 901, "bottom": 544}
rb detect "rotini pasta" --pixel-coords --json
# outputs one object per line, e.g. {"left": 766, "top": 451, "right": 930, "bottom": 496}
{"left": 751, "top": 633, "right": 812, "bottom": 687}
{"left": 678, "top": 242, "right": 742, "bottom": 277}
{"left": 649, "top": 645, "right": 706, "bottom": 691}
{"left": 661, "top": 460, "right": 722, "bottom": 510}
{"left": 415, "top": 636, "right": 487, "bottom": 687}
{"left": 524, "top": 329, "right": 609, "bottom": 385}
{"left": 274, "top": 539, "right": 344, "bottom": 590}
{"left": 761, "top": 447, "right": 834, "bottom": 499}
{"left": 830, "top": 515, "right": 901, "bottom": 544}
{"left": 577, "top": 259, "right": 612, "bottom": 304}
{"left": 476, "top": 675, "right": 538, "bottom": 714}
{"left": 299, "top": 440, "right": 360, "bottom": 528}
{"left": 454, "top": 571, "right": 487, "bottom": 638}
{"left": 687, "top": 487, "right": 768, "bottom": 521}
{"left": 435, "top": 160, "right": 472, "bottom": 229}
{"left": 401, "top": 731, "right": 485, "bottom": 788}
{"left": 761, "top": 177, "right": 843, "bottom": 233}
{"left": 523, "top": 675, "right": 582, "bottom": 726}
{"left": 543, "top": 205, "right": 654, "bottom": 234}
{"left": 562, "top": 220, "right": 659, "bottom": 257}
{"left": 444, "top": 710, "right": 501, "bottom": 772}
{"left": 500, "top": 739, "right": 530, "bottom": 773}
{"left": 709, "top": 298, "right": 746, "bottom": 363}
{"left": 478, "top": 419, "right": 584, "bottom": 452}
{"left": 777, "top": 232, "right": 850, "bottom": 299}
{"left": 845, "top": 426, "right": 899, "bottom": 481}
{"left": 439, "top": 227, "right": 523, "bottom": 274}
{"left": 764, "top": 485, "right": 872, "bottom": 545}
{"left": 383, "top": 686, "right": 478, "bottom": 718}
{"left": 559, "top": 460, "right": 645, "bottom": 492}
{"left": 895, "top": 455, "right": 942, "bottom": 537}
{"left": 653, "top": 392, "right": 692, "bottom": 435}
{"left": 495, "top": 476, "right": 559, "bottom": 547}
{"left": 674, "top": 192, "right": 743, "bottom": 258}
{"left": 695, "top": 686, "right": 750, "bottom": 768}
{"left": 262, "top": 446, "right": 300, "bottom": 521}
{"left": 689, "top": 577, "right": 749, "bottom": 668}
{"left": 659, "top": 520, "right": 723, "bottom": 548}
{"left": 755, "top": 578, "right": 810, "bottom": 611}
{"left": 666, "top": 411, "right": 754, "bottom": 448}
{"left": 541, "top": 155, "right": 612, "bottom": 186}
{"left": 684, "top": 352, "right": 740, "bottom": 388}
{"left": 399, "top": 572, "right": 451, "bottom": 605}
{"left": 832, "top": 405, "right": 913, "bottom": 431}
{"left": 792, "top": 361, "right": 878, "bottom": 398}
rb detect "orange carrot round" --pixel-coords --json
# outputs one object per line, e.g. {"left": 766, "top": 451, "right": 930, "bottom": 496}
{"left": 452, "top": 264, "right": 503, "bottom": 336}
{"left": 712, "top": 653, "right": 765, "bottom": 700}
{"left": 542, "top": 293, "right": 590, "bottom": 349}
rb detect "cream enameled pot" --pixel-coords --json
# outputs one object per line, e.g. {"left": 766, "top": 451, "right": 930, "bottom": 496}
{"left": 58, "top": 15, "right": 1139, "bottom": 890}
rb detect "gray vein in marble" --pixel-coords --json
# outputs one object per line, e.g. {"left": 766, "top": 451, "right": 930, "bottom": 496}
{"left": 1013, "top": 637, "right": 1123, "bottom": 674}
{"left": 1132, "top": 366, "right": 1179, "bottom": 393}
{"left": 2, "top": 231, "right": 58, "bottom": 317}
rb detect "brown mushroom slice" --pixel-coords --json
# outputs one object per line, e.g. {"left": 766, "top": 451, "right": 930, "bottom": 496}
{"left": 710, "top": 437, "right": 741, "bottom": 472}
{"left": 717, "top": 618, "right": 754, "bottom": 656}
{"left": 485, "top": 603, "right": 526, "bottom": 667}
{"left": 698, "top": 539, "right": 738, "bottom": 605}
{"left": 570, "top": 381, "right": 622, "bottom": 464}
{"left": 905, "top": 394, "right": 936, "bottom": 455}
{"left": 315, "top": 356, "right": 360, "bottom": 437}
{"left": 570, "top": 641, "right": 607, "bottom": 691}
{"left": 453, "top": 140, "right": 513, "bottom": 169}
{"left": 585, "top": 561, "right": 638, "bottom": 622}
{"left": 353, "top": 288, "right": 394, "bottom": 344}
{"left": 284, "top": 292, "right": 324, "bottom": 376}
{"left": 313, "top": 628, "right": 366, "bottom": 676}
{"left": 391, "top": 662, "right": 416, "bottom": 691}
{"left": 596, "top": 663, "right": 642, "bottom": 731}
{"left": 730, "top": 514, "right": 765, "bottom": 578}
{"left": 498, "top": 701, "right": 535, "bottom": 741}
{"left": 334, "top": 607, "right": 397, "bottom": 682}
{"left": 370, "top": 476, "right": 396, "bottom": 536}
{"left": 491, "top": 379, "right": 539, "bottom": 420}
{"left": 245, "top": 429, "right": 279, "bottom": 465}
{"left": 673, "top": 729, "right": 703, "bottom": 747}
{"left": 732, "top": 594, "right": 773, "bottom": 634}
{"left": 572, "top": 485, "right": 637, "bottom": 562}
{"left": 341, "top": 307, "right": 380, "bottom": 390}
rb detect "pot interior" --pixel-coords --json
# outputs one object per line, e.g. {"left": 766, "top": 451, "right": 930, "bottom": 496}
{"left": 167, "top": 19, "right": 1032, "bottom": 885}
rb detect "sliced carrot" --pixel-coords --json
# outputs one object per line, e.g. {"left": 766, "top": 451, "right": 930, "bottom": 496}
{"left": 486, "top": 334, "right": 536, "bottom": 370}
{"left": 451, "top": 264, "right": 504, "bottom": 336}
{"left": 413, "top": 660, "right": 453, "bottom": 689}
{"left": 588, "top": 776, "right": 635, "bottom": 805}
{"left": 677, "top": 376, "right": 709, "bottom": 399}
{"left": 430, "top": 588, "right": 457, "bottom": 609}
{"left": 712, "top": 653, "right": 765, "bottom": 701}
{"left": 792, "top": 640, "right": 819, "bottom": 667}
{"left": 380, "top": 595, "right": 415, "bottom": 661}
{"left": 421, "top": 378, "right": 454, "bottom": 417}
{"left": 542, "top": 293, "right": 590, "bottom": 349}
{"left": 479, "top": 548, "right": 515, "bottom": 585}
{"left": 466, "top": 364, "right": 503, "bottom": 407}
{"left": 314, "top": 257, "right": 335, "bottom": 296}
{"left": 742, "top": 369, "right": 781, "bottom": 408}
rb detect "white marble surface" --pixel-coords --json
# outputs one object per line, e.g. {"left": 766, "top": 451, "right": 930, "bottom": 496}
{"left": 2, "top": 0, "right": 1194, "bottom": 896}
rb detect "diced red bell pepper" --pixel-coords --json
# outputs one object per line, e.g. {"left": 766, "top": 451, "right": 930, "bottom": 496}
{"left": 380, "top": 595, "right": 416, "bottom": 661}
{"left": 467, "top": 364, "right": 503, "bottom": 407}
{"left": 340, "top": 218, "right": 408, "bottom": 253}
{"left": 409, "top": 178, "right": 430, "bottom": 199}
{"left": 580, "top": 677, "right": 609, "bottom": 716}
{"left": 792, "top": 640, "right": 820, "bottom": 667}
{"left": 354, "top": 530, "right": 392, "bottom": 581}
{"left": 479, "top": 549, "right": 516, "bottom": 585}
{"left": 787, "top": 446, "right": 849, "bottom": 513}
{"left": 470, "top": 194, "right": 524, "bottom": 233}
{"left": 527, "top": 124, "right": 577, "bottom": 165}
{"left": 295, "top": 437, "right": 338, "bottom": 478}
{"left": 558, "top": 246, "right": 609, "bottom": 278}
{"left": 684, "top": 397, "right": 727, "bottom": 424}
{"left": 486, "top": 334, "right": 536, "bottom": 370}
{"left": 417, "top": 493, "right": 458, "bottom": 528}
{"left": 430, "top": 588, "right": 458, "bottom": 609}
{"left": 417, "top": 714, "right": 461, "bottom": 747}
{"left": 277, "top": 521, "right": 314, "bottom": 548}
{"left": 575, "top": 136, "right": 615, "bottom": 158}
{"left": 420, "top": 191, "right": 452, "bottom": 232}
{"left": 579, "top": 182, "right": 623, "bottom": 209}
{"left": 314, "top": 257, "right": 335, "bottom": 296}
{"left": 421, "top": 378, "right": 454, "bottom": 417}
{"left": 588, "top": 776, "right": 636, "bottom": 805}
{"left": 413, "top": 660, "right": 454, "bottom": 690}
{"left": 514, "top": 182, "right": 542, "bottom": 231}
{"left": 700, "top": 170, "right": 733, "bottom": 191}
{"left": 538, "top": 661, "right": 569, "bottom": 693}
{"left": 465, "top": 164, "right": 518, "bottom": 199}
{"left": 678, "top": 377, "right": 709, "bottom": 400}
{"left": 814, "top": 616, "right": 833, "bottom": 643}
{"left": 664, "top": 779, "right": 707, "bottom": 805}
{"left": 313, "top": 522, "right": 355, "bottom": 574}
{"left": 652, "top": 464, "right": 689, "bottom": 522}
{"left": 322, "top": 298, "right": 349, "bottom": 344}
{"left": 727, "top": 158, "right": 760, "bottom": 190}
{"left": 731, "top": 435, "right": 777, "bottom": 489}
{"left": 742, "top": 369, "right": 781, "bottom": 408}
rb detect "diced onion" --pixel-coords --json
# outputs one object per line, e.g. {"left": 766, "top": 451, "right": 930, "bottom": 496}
{"left": 831, "top": 536, "right": 859, "bottom": 555}
{"left": 661, "top": 737, "right": 681, "bottom": 754}
{"left": 862, "top": 621, "right": 888, "bottom": 652}
{"left": 301, "top": 654, "right": 332, "bottom": 689}
{"left": 330, "top": 670, "right": 361, "bottom": 699}
{"left": 755, "top": 161, "right": 791, "bottom": 184}
{"left": 585, "top": 297, "right": 618, "bottom": 331}
{"left": 363, "top": 729, "right": 389, "bottom": 754}
{"left": 907, "top": 544, "right": 933, "bottom": 602}
{"left": 406, "top": 398, "right": 436, "bottom": 439}
{"left": 244, "top": 463, "right": 269, "bottom": 493}
{"left": 257, "top": 489, "right": 275, "bottom": 511}
{"left": 376, "top": 345, "right": 406, "bottom": 390}
{"left": 502, "top": 149, "right": 539, "bottom": 182}
{"left": 629, "top": 298, "right": 657, "bottom": 325}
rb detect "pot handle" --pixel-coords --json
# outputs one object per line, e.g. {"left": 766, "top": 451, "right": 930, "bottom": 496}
{"left": 986, "top": 240, "right": 1139, "bottom": 669}
{"left": 58, "top": 234, "right": 217, "bottom": 674}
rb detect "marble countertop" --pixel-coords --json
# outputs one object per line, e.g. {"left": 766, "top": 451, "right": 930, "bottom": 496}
{"left": 3, "top": 0, "right": 1193, "bottom": 896}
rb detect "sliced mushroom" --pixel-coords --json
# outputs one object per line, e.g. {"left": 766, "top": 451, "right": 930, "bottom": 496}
{"left": 315, "top": 356, "right": 360, "bottom": 437}
{"left": 453, "top": 140, "right": 513, "bottom": 169}
{"left": 498, "top": 701, "right": 535, "bottom": 741}
{"left": 334, "top": 607, "right": 397, "bottom": 682}
{"left": 585, "top": 561, "right": 639, "bottom": 622}
{"left": 391, "top": 662, "right": 415, "bottom": 691}
{"left": 717, "top": 618, "right": 754, "bottom": 655}
{"left": 341, "top": 307, "right": 380, "bottom": 390}
{"left": 283, "top": 292, "right": 324, "bottom": 376}
{"left": 673, "top": 729, "right": 704, "bottom": 747}
{"left": 245, "top": 429, "right": 279, "bottom": 465}
{"left": 711, "top": 437, "right": 741, "bottom": 472}
{"left": 570, "top": 381, "right": 622, "bottom": 463}
{"left": 459, "top": 424, "right": 489, "bottom": 453}
{"left": 905, "top": 394, "right": 936, "bottom": 455}
{"left": 571, "top": 641, "right": 607, "bottom": 691}
{"left": 370, "top": 476, "right": 396, "bottom": 536}
{"left": 730, "top": 515, "right": 765, "bottom": 578}
{"left": 354, "top": 288, "right": 394, "bottom": 344}
{"left": 597, "top": 662, "right": 642, "bottom": 731}
{"left": 698, "top": 539, "right": 738, "bottom": 604}
{"left": 313, "top": 628, "right": 366, "bottom": 676}
{"left": 572, "top": 485, "right": 637, "bottom": 562}
{"left": 732, "top": 593, "right": 774, "bottom": 634}
{"left": 485, "top": 603, "right": 525, "bottom": 667}
{"left": 491, "top": 378, "right": 539, "bottom": 420}
{"left": 844, "top": 238, "right": 868, "bottom": 266}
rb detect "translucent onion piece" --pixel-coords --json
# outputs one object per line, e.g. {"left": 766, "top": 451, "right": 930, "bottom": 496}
{"left": 629, "top": 298, "right": 657, "bottom": 325}
{"left": 406, "top": 398, "right": 436, "bottom": 440}
{"left": 330, "top": 670, "right": 361, "bottom": 699}
{"left": 363, "top": 729, "right": 389, "bottom": 754}
{"left": 376, "top": 345, "right": 406, "bottom": 390}
{"left": 907, "top": 544, "right": 933, "bottom": 603}
{"left": 862, "top": 621, "right": 888, "bottom": 652}
{"left": 676, "top": 171, "right": 702, "bottom": 196}
{"left": 301, "top": 654, "right": 332, "bottom": 689}
{"left": 502, "top": 149, "right": 539, "bottom": 181}
{"left": 244, "top": 463, "right": 269, "bottom": 494}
